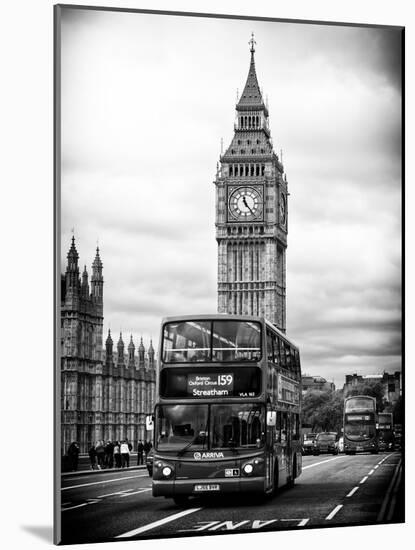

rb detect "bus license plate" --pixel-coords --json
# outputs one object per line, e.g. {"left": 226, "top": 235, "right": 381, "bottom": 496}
{"left": 356, "top": 446, "right": 363, "bottom": 450}
{"left": 194, "top": 484, "right": 220, "bottom": 492}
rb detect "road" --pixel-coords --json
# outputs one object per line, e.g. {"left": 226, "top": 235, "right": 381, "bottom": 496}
{"left": 59, "top": 451, "right": 403, "bottom": 544}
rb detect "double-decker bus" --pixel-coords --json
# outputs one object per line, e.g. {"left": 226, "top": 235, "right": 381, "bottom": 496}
{"left": 377, "top": 412, "right": 395, "bottom": 452}
{"left": 152, "top": 314, "right": 302, "bottom": 505}
{"left": 343, "top": 395, "right": 378, "bottom": 454}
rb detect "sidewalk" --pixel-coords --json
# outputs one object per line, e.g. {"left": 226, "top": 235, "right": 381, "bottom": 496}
{"left": 61, "top": 464, "right": 148, "bottom": 477}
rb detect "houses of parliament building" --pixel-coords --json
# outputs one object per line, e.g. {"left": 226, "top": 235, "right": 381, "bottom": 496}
{"left": 61, "top": 237, "right": 156, "bottom": 454}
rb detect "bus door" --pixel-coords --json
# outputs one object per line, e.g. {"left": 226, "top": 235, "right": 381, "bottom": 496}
{"left": 280, "top": 411, "right": 289, "bottom": 482}
{"left": 265, "top": 409, "right": 276, "bottom": 491}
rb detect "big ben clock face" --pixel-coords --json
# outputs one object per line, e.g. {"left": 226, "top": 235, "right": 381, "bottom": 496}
{"left": 228, "top": 186, "right": 263, "bottom": 222}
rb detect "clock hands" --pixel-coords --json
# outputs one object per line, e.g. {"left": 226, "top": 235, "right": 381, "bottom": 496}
{"left": 242, "top": 195, "right": 255, "bottom": 216}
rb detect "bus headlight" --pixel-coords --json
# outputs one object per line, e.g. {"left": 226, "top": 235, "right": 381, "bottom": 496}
{"left": 243, "top": 463, "right": 254, "bottom": 475}
{"left": 162, "top": 466, "right": 172, "bottom": 477}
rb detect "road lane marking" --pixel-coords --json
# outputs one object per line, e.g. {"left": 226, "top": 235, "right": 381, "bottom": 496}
{"left": 62, "top": 503, "right": 88, "bottom": 512}
{"left": 303, "top": 456, "right": 346, "bottom": 470}
{"left": 115, "top": 508, "right": 203, "bottom": 538}
{"left": 368, "top": 469, "right": 375, "bottom": 475}
{"left": 346, "top": 487, "right": 359, "bottom": 498}
{"left": 298, "top": 519, "right": 309, "bottom": 527}
{"left": 119, "top": 488, "right": 152, "bottom": 497}
{"left": 374, "top": 465, "right": 379, "bottom": 469}
{"left": 62, "top": 474, "right": 146, "bottom": 491}
{"left": 360, "top": 476, "right": 368, "bottom": 484}
{"left": 325, "top": 505, "right": 343, "bottom": 520}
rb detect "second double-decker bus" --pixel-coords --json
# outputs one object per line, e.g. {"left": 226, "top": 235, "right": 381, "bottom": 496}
{"left": 377, "top": 412, "right": 395, "bottom": 452}
{"left": 152, "top": 314, "right": 302, "bottom": 506}
{"left": 343, "top": 395, "right": 378, "bottom": 454}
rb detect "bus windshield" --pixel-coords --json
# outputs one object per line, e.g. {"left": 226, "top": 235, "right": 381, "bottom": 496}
{"left": 162, "top": 320, "right": 261, "bottom": 363}
{"left": 156, "top": 403, "right": 265, "bottom": 452}
{"left": 344, "top": 418, "right": 375, "bottom": 441}
{"left": 345, "top": 397, "right": 374, "bottom": 412}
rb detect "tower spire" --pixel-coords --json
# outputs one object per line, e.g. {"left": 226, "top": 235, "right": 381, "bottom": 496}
{"left": 249, "top": 32, "right": 256, "bottom": 54}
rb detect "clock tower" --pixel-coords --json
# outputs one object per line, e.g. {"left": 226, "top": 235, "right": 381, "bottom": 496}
{"left": 215, "top": 35, "right": 288, "bottom": 332}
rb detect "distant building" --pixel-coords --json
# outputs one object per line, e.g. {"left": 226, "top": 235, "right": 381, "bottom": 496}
{"left": 301, "top": 375, "right": 335, "bottom": 394}
{"left": 61, "top": 237, "right": 155, "bottom": 454}
{"left": 343, "top": 372, "right": 401, "bottom": 406}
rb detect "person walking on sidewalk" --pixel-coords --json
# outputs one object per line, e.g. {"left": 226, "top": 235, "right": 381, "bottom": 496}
{"left": 144, "top": 440, "right": 152, "bottom": 461}
{"left": 113, "top": 441, "right": 121, "bottom": 468}
{"left": 95, "top": 440, "right": 105, "bottom": 469}
{"left": 120, "top": 440, "right": 130, "bottom": 468}
{"left": 89, "top": 443, "right": 97, "bottom": 470}
{"left": 105, "top": 440, "right": 114, "bottom": 469}
{"left": 137, "top": 440, "right": 144, "bottom": 465}
{"left": 67, "top": 441, "right": 80, "bottom": 471}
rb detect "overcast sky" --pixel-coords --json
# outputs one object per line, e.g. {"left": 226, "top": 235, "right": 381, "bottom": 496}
{"left": 60, "top": 8, "right": 402, "bottom": 388}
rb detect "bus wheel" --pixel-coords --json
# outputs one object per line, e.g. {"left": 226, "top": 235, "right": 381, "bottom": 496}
{"left": 271, "top": 462, "right": 279, "bottom": 497}
{"left": 173, "top": 496, "right": 189, "bottom": 507}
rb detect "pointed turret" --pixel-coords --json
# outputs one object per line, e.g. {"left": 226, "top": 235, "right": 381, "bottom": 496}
{"left": 91, "top": 247, "right": 103, "bottom": 303}
{"left": 117, "top": 332, "right": 125, "bottom": 366}
{"left": 81, "top": 265, "right": 89, "bottom": 297}
{"left": 105, "top": 329, "right": 113, "bottom": 357}
{"left": 128, "top": 335, "right": 135, "bottom": 366}
{"left": 64, "top": 236, "right": 80, "bottom": 305}
{"left": 138, "top": 337, "right": 145, "bottom": 366}
{"left": 148, "top": 339, "right": 155, "bottom": 369}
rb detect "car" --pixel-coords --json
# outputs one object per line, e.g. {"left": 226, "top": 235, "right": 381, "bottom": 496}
{"left": 146, "top": 449, "right": 154, "bottom": 476}
{"left": 302, "top": 433, "right": 317, "bottom": 455}
{"left": 313, "top": 432, "right": 339, "bottom": 455}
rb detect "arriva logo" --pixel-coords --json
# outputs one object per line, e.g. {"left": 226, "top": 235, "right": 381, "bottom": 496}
{"left": 193, "top": 452, "right": 225, "bottom": 460}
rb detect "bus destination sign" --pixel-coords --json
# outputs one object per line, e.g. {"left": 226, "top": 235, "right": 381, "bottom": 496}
{"left": 347, "top": 414, "right": 371, "bottom": 422}
{"left": 187, "top": 374, "right": 234, "bottom": 397}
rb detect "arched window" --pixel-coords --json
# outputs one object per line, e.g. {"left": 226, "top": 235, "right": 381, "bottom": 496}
{"left": 245, "top": 164, "right": 249, "bottom": 176}
{"left": 261, "top": 165, "right": 265, "bottom": 176}
{"left": 256, "top": 165, "right": 260, "bottom": 176}
{"left": 229, "top": 165, "right": 233, "bottom": 176}
{"left": 251, "top": 165, "right": 254, "bottom": 176}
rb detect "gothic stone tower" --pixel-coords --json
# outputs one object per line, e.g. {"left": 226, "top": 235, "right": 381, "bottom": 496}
{"left": 215, "top": 36, "right": 288, "bottom": 332}
{"left": 61, "top": 238, "right": 156, "bottom": 454}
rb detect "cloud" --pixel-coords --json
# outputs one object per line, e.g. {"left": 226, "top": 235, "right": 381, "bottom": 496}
{"left": 60, "top": 9, "right": 402, "bottom": 389}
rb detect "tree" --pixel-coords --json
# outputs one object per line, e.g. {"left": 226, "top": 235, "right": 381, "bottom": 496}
{"left": 301, "top": 389, "right": 344, "bottom": 433}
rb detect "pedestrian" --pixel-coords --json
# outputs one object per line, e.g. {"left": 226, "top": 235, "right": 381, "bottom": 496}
{"left": 95, "top": 440, "right": 105, "bottom": 469}
{"left": 137, "top": 440, "right": 144, "bottom": 465}
{"left": 105, "top": 440, "right": 114, "bottom": 469}
{"left": 120, "top": 440, "right": 130, "bottom": 468}
{"left": 113, "top": 441, "right": 121, "bottom": 468}
{"left": 143, "top": 440, "right": 151, "bottom": 460}
{"left": 67, "top": 441, "right": 80, "bottom": 472}
{"left": 89, "top": 443, "right": 97, "bottom": 470}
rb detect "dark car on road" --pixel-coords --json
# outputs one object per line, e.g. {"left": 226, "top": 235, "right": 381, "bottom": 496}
{"left": 313, "top": 432, "right": 339, "bottom": 455}
{"left": 302, "top": 433, "right": 317, "bottom": 455}
{"left": 146, "top": 449, "right": 154, "bottom": 476}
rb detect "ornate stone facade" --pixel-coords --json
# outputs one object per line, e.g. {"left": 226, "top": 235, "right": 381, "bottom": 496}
{"left": 61, "top": 238, "right": 156, "bottom": 454}
{"left": 215, "top": 36, "right": 288, "bottom": 331}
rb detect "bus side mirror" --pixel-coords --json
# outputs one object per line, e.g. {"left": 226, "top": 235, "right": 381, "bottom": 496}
{"left": 146, "top": 415, "right": 154, "bottom": 431}
{"left": 267, "top": 411, "right": 277, "bottom": 427}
